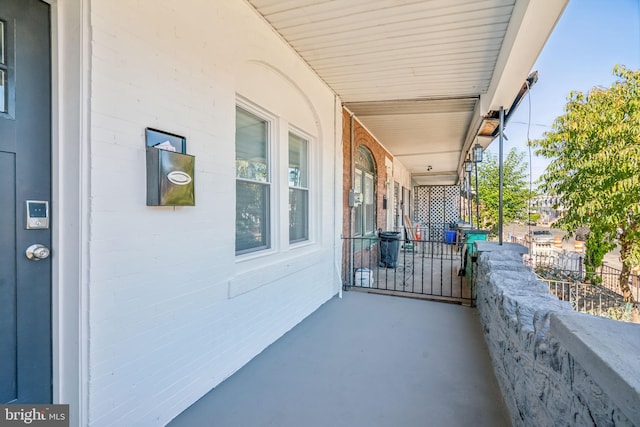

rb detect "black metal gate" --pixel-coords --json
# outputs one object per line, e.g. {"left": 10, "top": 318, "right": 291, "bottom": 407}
{"left": 343, "top": 231, "right": 477, "bottom": 305}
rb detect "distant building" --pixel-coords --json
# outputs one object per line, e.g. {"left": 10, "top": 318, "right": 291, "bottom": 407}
{"left": 531, "top": 194, "right": 566, "bottom": 224}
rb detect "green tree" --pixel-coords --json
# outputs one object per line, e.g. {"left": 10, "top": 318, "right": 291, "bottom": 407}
{"left": 533, "top": 65, "right": 640, "bottom": 302}
{"left": 583, "top": 228, "right": 610, "bottom": 284}
{"left": 478, "top": 148, "right": 529, "bottom": 235}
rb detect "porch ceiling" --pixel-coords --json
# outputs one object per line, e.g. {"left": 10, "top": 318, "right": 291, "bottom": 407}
{"left": 246, "top": 0, "right": 567, "bottom": 185}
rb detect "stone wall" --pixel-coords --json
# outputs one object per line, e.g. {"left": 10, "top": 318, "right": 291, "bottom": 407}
{"left": 476, "top": 246, "right": 640, "bottom": 426}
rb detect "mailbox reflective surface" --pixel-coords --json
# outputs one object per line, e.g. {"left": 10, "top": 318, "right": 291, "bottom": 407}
{"left": 146, "top": 147, "right": 195, "bottom": 206}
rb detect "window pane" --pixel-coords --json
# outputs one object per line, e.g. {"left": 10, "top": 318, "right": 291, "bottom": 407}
{"left": 364, "top": 173, "right": 373, "bottom": 203}
{"left": 0, "top": 21, "right": 4, "bottom": 65}
{"left": 236, "top": 181, "right": 270, "bottom": 253}
{"left": 365, "top": 202, "right": 374, "bottom": 233}
{"left": 0, "top": 70, "right": 5, "bottom": 113}
{"left": 289, "top": 188, "right": 308, "bottom": 242}
{"left": 289, "top": 132, "right": 309, "bottom": 243}
{"left": 356, "top": 146, "right": 375, "bottom": 173}
{"left": 0, "top": 20, "right": 5, "bottom": 113}
{"left": 364, "top": 174, "right": 374, "bottom": 233}
{"left": 236, "top": 107, "right": 268, "bottom": 182}
{"left": 354, "top": 170, "right": 362, "bottom": 236}
{"left": 288, "top": 133, "right": 308, "bottom": 188}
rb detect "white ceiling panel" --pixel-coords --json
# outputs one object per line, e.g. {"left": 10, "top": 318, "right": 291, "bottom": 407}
{"left": 246, "top": 0, "right": 567, "bottom": 185}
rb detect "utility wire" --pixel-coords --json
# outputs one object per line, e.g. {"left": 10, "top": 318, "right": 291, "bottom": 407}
{"left": 510, "top": 120, "right": 551, "bottom": 128}
{"left": 526, "top": 81, "right": 533, "bottom": 249}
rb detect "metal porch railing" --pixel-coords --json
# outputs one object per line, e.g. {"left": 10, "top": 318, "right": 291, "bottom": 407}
{"left": 529, "top": 253, "right": 640, "bottom": 303}
{"left": 342, "top": 233, "right": 477, "bottom": 305}
{"left": 539, "top": 276, "right": 634, "bottom": 320}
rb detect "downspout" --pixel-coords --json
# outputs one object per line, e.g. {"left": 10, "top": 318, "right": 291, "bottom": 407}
{"left": 334, "top": 94, "right": 342, "bottom": 298}
{"left": 489, "top": 72, "right": 539, "bottom": 138}
{"left": 349, "top": 113, "right": 355, "bottom": 288}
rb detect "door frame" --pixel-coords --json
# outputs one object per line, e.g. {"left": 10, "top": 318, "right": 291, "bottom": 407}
{"left": 47, "top": 0, "right": 89, "bottom": 425}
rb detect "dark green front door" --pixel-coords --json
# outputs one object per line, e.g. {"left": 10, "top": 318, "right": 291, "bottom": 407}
{"left": 0, "top": 0, "right": 52, "bottom": 404}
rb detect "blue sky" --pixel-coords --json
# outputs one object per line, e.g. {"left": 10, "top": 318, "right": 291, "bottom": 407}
{"left": 487, "top": 0, "right": 640, "bottom": 184}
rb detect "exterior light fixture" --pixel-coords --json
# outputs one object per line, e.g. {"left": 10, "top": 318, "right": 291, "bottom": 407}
{"left": 473, "top": 143, "right": 483, "bottom": 163}
{"left": 464, "top": 159, "right": 473, "bottom": 173}
{"left": 464, "top": 159, "right": 473, "bottom": 224}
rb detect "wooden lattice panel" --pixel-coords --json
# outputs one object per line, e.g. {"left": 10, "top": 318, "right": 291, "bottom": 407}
{"left": 414, "top": 186, "right": 460, "bottom": 240}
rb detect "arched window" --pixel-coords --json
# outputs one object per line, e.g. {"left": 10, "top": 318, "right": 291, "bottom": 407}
{"left": 355, "top": 146, "right": 376, "bottom": 236}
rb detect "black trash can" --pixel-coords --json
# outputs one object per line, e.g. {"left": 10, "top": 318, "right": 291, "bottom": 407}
{"left": 379, "top": 231, "right": 401, "bottom": 268}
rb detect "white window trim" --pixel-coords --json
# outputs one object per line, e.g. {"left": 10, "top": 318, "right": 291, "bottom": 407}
{"left": 235, "top": 97, "right": 279, "bottom": 260}
{"left": 287, "top": 126, "right": 314, "bottom": 247}
{"left": 235, "top": 97, "right": 318, "bottom": 261}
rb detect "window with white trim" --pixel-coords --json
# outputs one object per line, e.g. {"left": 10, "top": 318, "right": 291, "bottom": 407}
{"left": 355, "top": 146, "right": 376, "bottom": 236}
{"left": 235, "top": 106, "right": 271, "bottom": 254}
{"left": 288, "top": 132, "right": 309, "bottom": 243}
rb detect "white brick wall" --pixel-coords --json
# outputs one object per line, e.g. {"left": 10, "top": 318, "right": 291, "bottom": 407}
{"left": 86, "top": 1, "right": 341, "bottom": 425}
{"left": 392, "top": 158, "right": 412, "bottom": 191}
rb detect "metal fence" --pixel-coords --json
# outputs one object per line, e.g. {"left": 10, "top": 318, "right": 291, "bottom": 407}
{"left": 343, "top": 233, "right": 476, "bottom": 305}
{"left": 542, "top": 277, "right": 634, "bottom": 320}
{"left": 598, "top": 264, "right": 640, "bottom": 302}
{"left": 527, "top": 253, "right": 584, "bottom": 281}
{"left": 528, "top": 252, "right": 640, "bottom": 302}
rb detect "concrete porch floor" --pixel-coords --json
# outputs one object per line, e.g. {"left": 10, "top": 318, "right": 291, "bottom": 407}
{"left": 168, "top": 291, "right": 510, "bottom": 427}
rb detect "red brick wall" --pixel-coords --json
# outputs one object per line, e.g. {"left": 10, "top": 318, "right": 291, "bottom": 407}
{"left": 342, "top": 108, "right": 391, "bottom": 238}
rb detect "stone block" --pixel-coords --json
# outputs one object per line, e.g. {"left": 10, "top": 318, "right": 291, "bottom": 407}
{"left": 476, "top": 244, "right": 639, "bottom": 426}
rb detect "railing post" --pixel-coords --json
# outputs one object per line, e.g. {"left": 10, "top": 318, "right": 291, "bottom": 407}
{"left": 599, "top": 293, "right": 602, "bottom": 316}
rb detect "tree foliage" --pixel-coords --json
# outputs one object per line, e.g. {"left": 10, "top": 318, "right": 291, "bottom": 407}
{"left": 533, "top": 65, "right": 640, "bottom": 301}
{"left": 584, "top": 228, "right": 611, "bottom": 284}
{"left": 478, "top": 148, "right": 529, "bottom": 235}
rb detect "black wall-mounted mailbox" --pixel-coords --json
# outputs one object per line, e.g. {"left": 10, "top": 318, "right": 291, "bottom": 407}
{"left": 145, "top": 128, "right": 195, "bottom": 206}
{"left": 146, "top": 148, "right": 195, "bottom": 206}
